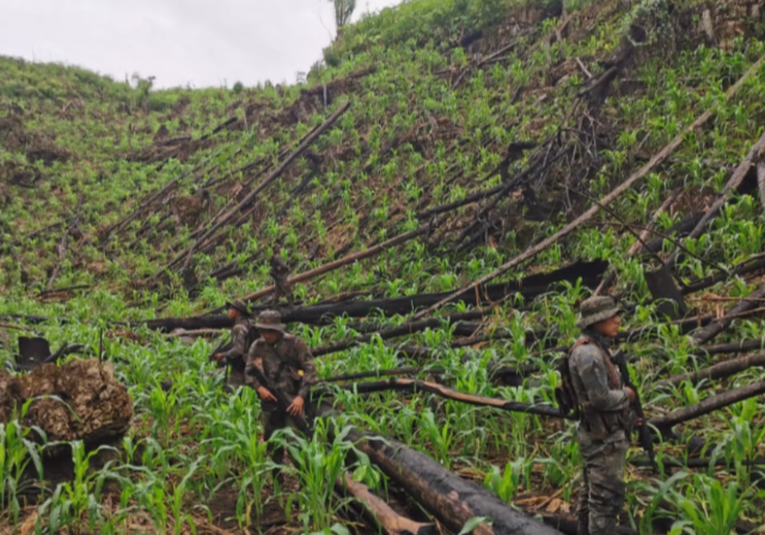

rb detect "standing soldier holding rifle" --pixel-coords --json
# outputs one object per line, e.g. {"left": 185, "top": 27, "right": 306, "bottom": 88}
{"left": 245, "top": 309, "right": 318, "bottom": 484}
{"left": 566, "top": 296, "right": 639, "bottom": 535}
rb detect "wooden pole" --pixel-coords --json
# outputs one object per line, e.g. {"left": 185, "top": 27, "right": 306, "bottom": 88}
{"left": 328, "top": 378, "right": 569, "bottom": 419}
{"left": 411, "top": 53, "right": 765, "bottom": 321}
{"left": 336, "top": 473, "right": 437, "bottom": 535}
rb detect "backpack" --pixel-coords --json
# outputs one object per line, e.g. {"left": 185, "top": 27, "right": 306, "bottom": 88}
{"left": 244, "top": 324, "right": 259, "bottom": 354}
{"left": 554, "top": 338, "right": 591, "bottom": 419}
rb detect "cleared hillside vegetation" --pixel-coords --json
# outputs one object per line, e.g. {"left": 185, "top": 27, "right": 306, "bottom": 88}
{"left": 1, "top": 0, "right": 765, "bottom": 533}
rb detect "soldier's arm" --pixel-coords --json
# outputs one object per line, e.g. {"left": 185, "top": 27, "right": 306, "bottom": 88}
{"left": 295, "top": 339, "right": 318, "bottom": 399}
{"left": 220, "top": 324, "right": 247, "bottom": 361}
{"left": 245, "top": 342, "right": 265, "bottom": 389}
{"left": 570, "top": 346, "right": 629, "bottom": 412}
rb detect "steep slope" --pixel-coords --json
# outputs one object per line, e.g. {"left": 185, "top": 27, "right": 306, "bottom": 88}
{"left": 1, "top": 0, "right": 765, "bottom": 533}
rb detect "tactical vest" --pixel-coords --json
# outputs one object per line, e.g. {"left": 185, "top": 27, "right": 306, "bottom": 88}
{"left": 558, "top": 336, "right": 633, "bottom": 440}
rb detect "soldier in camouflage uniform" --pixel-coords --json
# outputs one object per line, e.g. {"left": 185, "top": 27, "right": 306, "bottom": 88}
{"left": 213, "top": 300, "right": 252, "bottom": 390}
{"left": 568, "top": 296, "right": 638, "bottom": 535}
{"left": 270, "top": 245, "right": 294, "bottom": 306}
{"left": 245, "top": 309, "right": 318, "bottom": 481}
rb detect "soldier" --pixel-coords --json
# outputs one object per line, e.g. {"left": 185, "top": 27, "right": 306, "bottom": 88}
{"left": 213, "top": 300, "right": 253, "bottom": 390}
{"left": 270, "top": 245, "right": 294, "bottom": 306}
{"left": 245, "top": 309, "right": 318, "bottom": 482}
{"left": 568, "top": 296, "right": 638, "bottom": 535}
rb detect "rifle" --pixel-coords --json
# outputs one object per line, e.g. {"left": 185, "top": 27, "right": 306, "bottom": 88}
{"left": 613, "top": 349, "right": 657, "bottom": 473}
{"left": 246, "top": 364, "right": 313, "bottom": 436}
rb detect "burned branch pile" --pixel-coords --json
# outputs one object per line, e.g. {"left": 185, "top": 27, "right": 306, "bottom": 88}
{"left": 0, "top": 358, "right": 133, "bottom": 444}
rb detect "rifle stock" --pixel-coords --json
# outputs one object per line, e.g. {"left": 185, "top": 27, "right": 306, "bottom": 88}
{"left": 613, "top": 350, "right": 657, "bottom": 473}
{"left": 246, "top": 365, "right": 313, "bottom": 435}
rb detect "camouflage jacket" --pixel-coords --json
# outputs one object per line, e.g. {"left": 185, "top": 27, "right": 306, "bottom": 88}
{"left": 270, "top": 254, "right": 291, "bottom": 279}
{"left": 569, "top": 329, "right": 632, "bottom": 439}
{"left": 245, "top": 333, "right": 317, "bottom": 400}
{"left": 220, "top": 318, "right": 252, "bottom": 365}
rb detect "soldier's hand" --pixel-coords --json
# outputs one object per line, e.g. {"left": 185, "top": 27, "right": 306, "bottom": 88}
{"left": 214, "top": 353, "right": 224, "bottom": 362}
{"left": 625, "top": 387, "right": 636, "bottom": 403}
{"left": 257, "top": 386, "right": 277, "bottom": 402}
{"left": 287, "top": 396, "right": 304, "bottom": 416}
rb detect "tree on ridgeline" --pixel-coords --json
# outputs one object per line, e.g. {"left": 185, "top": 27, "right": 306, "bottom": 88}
{"left": 328, "top": 0, "right": 356, "bottom": 38}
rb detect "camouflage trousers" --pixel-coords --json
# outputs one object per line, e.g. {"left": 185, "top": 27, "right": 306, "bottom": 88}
{"left": 576, "top": 427, "right": 628, "bottom": 535}
{"left": 222, "top": 358, "right": 246, "bottom": 394}
{"left": 262, "top": 406, "right": 305, "bottom": 468}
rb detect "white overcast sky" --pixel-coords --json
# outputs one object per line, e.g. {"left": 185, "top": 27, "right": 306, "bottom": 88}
{"left": 1, "top": 0, "right": 402, "bottom": 89}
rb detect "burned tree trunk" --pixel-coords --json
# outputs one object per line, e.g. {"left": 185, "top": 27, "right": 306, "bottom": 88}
{"left": 0, "top": 358, "right": 133, "bottom": 445}
{"left": 691, "top": 282, "right": 765, "bottom": 345}
{"left": 345, "top": 428, "right": 563, "bottom": 535}
{"left": 327, "top": 378, "right": 567, "bottom": 419}
{"left": 649, "top": 379, "right": 765, "bottom": 435}
{"left": 659, "top": 350, "right": 765, "bottom": 388}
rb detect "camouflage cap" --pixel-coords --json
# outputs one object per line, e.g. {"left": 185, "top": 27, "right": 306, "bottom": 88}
{"left": 225, "top": 299, "right": 251, "bottom": 316}
{"left": 576, "top": 296, "right": 623, "bottom": 329}
{"left": 254, "top": 309, "right": 286, "bottom": 333}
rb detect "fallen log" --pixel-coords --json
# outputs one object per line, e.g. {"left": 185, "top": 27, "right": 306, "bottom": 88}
{"left": 343, "top": 427, "right": 563, "bottom": 535}
{"left": 681, "top": 255, "right": 765, "bottom": 295}
{"left": 264, "top": 259, "right": 604, "bottom": 322}
{"left": 691, "top": 282, "right": 765, "bottom": 345}
{"left": 337, "top": 473, "right": 437, "bottom": 535}
{"left": 658, "top": 350, "right": 765, "bottom": 388}
{"left": 312, "top": 308, "right": 489, "bottom": 357}
{"left": 697, "top": 337, "right": 765, "bottom": 357}
{"left": 664, "top": 130, "right": 765, "bottom": 268}
{"left": 535, "top": 512, "right": 638, "bottom": 535}
{"left": 648, "top": 379, "right": 765, "bottom": 435}
{"left": 325, "top": 378, "right": 568, "bottom": 419}
{"left": 0, "top": 322, "right": 36, "bottom": 332}
{"left": 321, "top": 367, "right": 429, "bottom": 383}
{"left": 411, "top": 52, "right": 765, "bottom": 321}
{"left": 0, "top": 358, "right": 133, "bottom": 445}
{"left": 758, "top": 160, "right": 765, "bottom": 210}
{"left": 143, "top": 315, "right": 233, "bottom": 332}
{"left": 631, "top": 454, "right": 765, "bottom": 470}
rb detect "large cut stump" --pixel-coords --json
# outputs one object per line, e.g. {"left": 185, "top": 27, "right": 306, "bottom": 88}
{"left": 0, "top": 358, "right": 133, "bottom": 444}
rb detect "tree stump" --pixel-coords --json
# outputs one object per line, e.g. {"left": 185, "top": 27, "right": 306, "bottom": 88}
{"left": 0, "top": 358, "right": 133, "bottom": 444}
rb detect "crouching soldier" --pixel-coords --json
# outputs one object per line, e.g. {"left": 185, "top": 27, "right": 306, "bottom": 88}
{"left": 213, "top": 300, "right": 253, "bottom": 390}
{"left": 245, "top": 309, "right": 318, "bottom": 482}
{"left": 568, "top": 296, "right": 638, "bottom": 535}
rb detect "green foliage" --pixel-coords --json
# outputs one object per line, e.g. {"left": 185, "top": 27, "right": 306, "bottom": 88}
{"left": 2, "top": 0, "right": 765, "bottom": 531}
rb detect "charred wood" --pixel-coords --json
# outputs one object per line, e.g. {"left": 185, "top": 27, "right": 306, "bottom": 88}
{"left": 341, "top": 427, "right": 564, "bottom": 535}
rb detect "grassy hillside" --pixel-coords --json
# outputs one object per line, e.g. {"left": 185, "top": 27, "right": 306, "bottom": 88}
{"left": 1, "top": 0, "right": 765, "bottom": 533}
